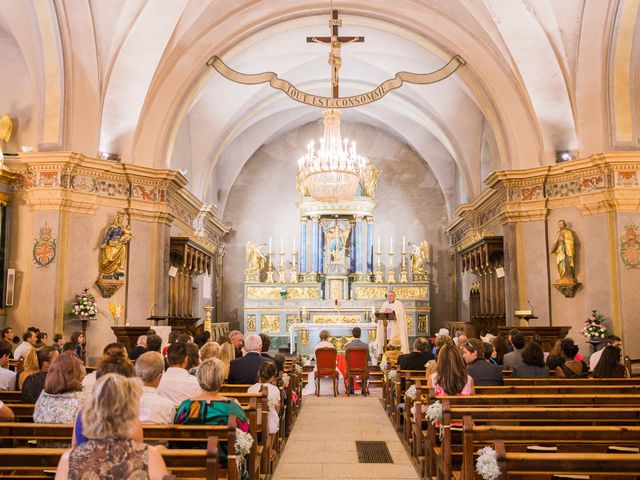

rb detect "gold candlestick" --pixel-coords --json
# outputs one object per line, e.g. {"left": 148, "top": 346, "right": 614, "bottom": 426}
{"left": 387, "top": 253, "right": 396, "bottom": 283}
{"left": 278, "top": 251, "right": 285, "bottom": 282}
{"left": 290, "top": 252, "right": 299, "bottom": 283}
{"left": 202, "top": 306, "right": 214, "bottom": 333}
{"left": 266, "top": 252, "right": 275, "bottom": 283}
{"left": 400, "top": 252, "right": 408, "bottom": 283}
{"left": 374, "top": 251, "right": 384, "bottom": 283}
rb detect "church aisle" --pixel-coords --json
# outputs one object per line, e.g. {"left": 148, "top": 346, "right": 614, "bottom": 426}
{"left": 273, "top": 396, "right": 419, "bottom": 479}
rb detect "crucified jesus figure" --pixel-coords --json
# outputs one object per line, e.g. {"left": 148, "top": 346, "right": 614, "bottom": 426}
{"left": 312, "top": 35, "right": 361, "bottom": 87}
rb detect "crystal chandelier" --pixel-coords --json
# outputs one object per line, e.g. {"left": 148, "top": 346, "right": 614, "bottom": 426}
{"left": 297, "top": 109, "right": 368, "bottom": 202}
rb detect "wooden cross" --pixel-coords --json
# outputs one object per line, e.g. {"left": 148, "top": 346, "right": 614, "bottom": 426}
{"left": 306, "top": 10, "right": 365, "bottom": 98}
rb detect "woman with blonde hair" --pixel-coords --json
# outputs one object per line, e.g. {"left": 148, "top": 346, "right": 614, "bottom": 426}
{"left": 217, "top": 341, "right": 235, "bottom": 376}
{"left": 18, "top": 347, "right": 40, "bottom": 389}
{"left": 55, "top": 374, "right": 169, "bottom": 480}
{"left": 200, "top": 341, "right": 221, "bottom": 361}
{"left": 427, "top": 342, "right": 474, "bottom": 396}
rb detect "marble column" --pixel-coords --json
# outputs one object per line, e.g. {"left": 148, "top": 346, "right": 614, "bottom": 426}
{"left": 366, "top": 217, "right": 374, "bottom": 273}
{"left": 318, "top": 220, "right": 324, "bottom": 273}
{"left": 355, "top": 215, "right": 364, "bottom": 272}
{"left": 299, "top": 217, "right": 307, "bottom": 273}
{"left": 350, "top": 220, "right": 356, "bottom": 273}
{"left": 311, "top": 215, "right": 320, "bottom": 273}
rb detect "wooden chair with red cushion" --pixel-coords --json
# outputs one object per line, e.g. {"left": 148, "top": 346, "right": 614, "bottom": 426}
{"left": 315, "top": 348, "right": 338, "bottom": 397}
{"left": 345, "top": 347, "right": 369, "bottom": 397}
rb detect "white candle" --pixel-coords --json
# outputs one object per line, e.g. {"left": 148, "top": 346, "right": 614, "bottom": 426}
{"left": 269, "top": 237, "right": 272, "bottom": 253}
{"left": 402, "top": 236, "right": 406, "bottom": 254}
{"left": 377, "top": 237, "right": 381, "bottom": 253}
{"left": 390, "top": 237, "right": 394, "bottom": 253}
{"left": 280, "top": 237, "right": 284, "bottom": 253}
{"left": 293, "top": 236, "right": 296, "bottom": 253}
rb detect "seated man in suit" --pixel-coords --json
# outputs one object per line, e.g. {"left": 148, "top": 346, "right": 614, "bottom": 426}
{"left": 228, "top": 333, "right": 272, "bottom": 384}
{"left": 462, "top": 338, "right": 503, "bottom": 386}
{"left": 344, "top": 327, "right": 370, "bottom": 394}
{"left": 397, "top": 337, "right": 434, "bottom": 371}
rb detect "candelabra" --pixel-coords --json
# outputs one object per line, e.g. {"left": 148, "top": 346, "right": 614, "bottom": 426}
{"left": 400, "top": 252, "right": 408, "bottom": 283}
{"left": 290, "top": 252, "right": 299, "bottom": 283}
{"left": 266, "top": 252, "right": 276, "bottom": 283}
{"left": 387, "top": 253, "right": 396, "bottom": 283}
{"left": 278, "top": 251, "right": 285, "bottom": 282}
{"left": 374, "top": 251, "right": 384, "bottom": 283}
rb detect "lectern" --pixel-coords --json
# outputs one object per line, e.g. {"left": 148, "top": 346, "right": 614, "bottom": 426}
{"left": 514, "top": 310, "right": 537, "bottom": 326}
{"left": 375, "top": 312, "right": 396, "bottom": 351}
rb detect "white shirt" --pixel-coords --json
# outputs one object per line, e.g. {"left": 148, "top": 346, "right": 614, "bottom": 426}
{"left": 157, "top": 367, "right": 201, "bottom": 405}
{"left": 82, "top": 372, "right": 96, "bottom": 394}
{"left": 13, "top": 342, "right": 33, "bottom": 361}
{"left": 247, "top": 383, "right": 281, "bottom": 435}
{"left": 590, "top": 348, "right": 604, "bottom": 371}
{"left": 140, "top": 386, "right": 177, "bottom": 424}
{"left": 0, "top": 367, "right": 16, "bottom": 390}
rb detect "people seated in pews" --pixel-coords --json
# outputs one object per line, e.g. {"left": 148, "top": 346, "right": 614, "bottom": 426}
{"left": 505, "top": 328, "right": 520, "bottom": 353}
{"left": 13, "top": 330, "right": 36, "bottom": 360}
{"left": 512, "top": 340, "right": 549, "bottom": 378}
{"left": 593, "top": 345, "right": 629, "bottom": 378}
{"left": 0, "top": 345, "right": 16, "bottom": 390}
{"left": 186, "top": 342, "right": 200, "bottom": 375}
{"left": 397, "top": 337, "right": 433, "bottom": 371}
{"left": 21, "top": 346, "right": 58, "bottom": 403}
{"left": 481, "top": 341, "right": 499, "bottom": 366}
{"left": 52, "top": 333, "right": 66, "bottom": 352}
{"left": 555, "top": 338, "right": 588, "bottom": 378}
{"left": 34, "top": 351, "right": 86, "bottom": 425}
{"left": 491, "top": 335, "right": 509, "bottom": 366}
{"left": 427, "top": 340, "right": 475, "bottom": 396}
{"left": 174, "top": 358, "right": 250, "bottom": 478}
{"left": 453, "top": 332, "right": 468, "bottom": 349}
{"left": 162, "top": 330, "right": 180, "bottom": 356}
{"left": 229, "top": 333, "right": 272, "bottom": 384}
{"left": 157, "top": 342, "right": 201, "bottom": 403}
{"left": 546, "top": 338, "right": 564, "bottom": 370}
{"left": 70, "top": 331, "right": 85, "bottom": 361}
{"left": 35, "top": 331, "right": 49, "bottom": 349}
{"left": 62, "top": 341, "right": 78, "bottom": 355}
{"left": 0, "top": 327, "right": 14, "bottom": 354}
{"left": 200, "top": 341, "right": 221, "bottom": 362}
{"left": 194, "top": 331, "right": 211, "bottom": 349}
{"left": 590, "top": 335, "right": 622, "bottom": 371}
{"left": 146, "top": 334, "right": 162, "bottom": 354}
{"left": 380, "top": 336, "right": 403, "bottom": 368}
{"left": 228, "top": 329, "right": 245, "bottom": 358}
{"left": 274, "top": 352, "right": 286, "bottom": 373}
{"left": 128, "top": 335, "right": 147, "bottom": 361}
{"left": 0, "top": 400, "right": 14, "bottom": 421}
{"left": 248, "top": 361, "right": 281, "bottom": 439}
{"left": 135, "top": 352, "right": 176, "bottom": 424}
{"left": 216, "top": 339, "right": 236, "bottom": 376}
{"left": 502, "top": 331, "right": 525, "bottom": 371}
{"left": 83, "top": 343, "right": 129, "bottom": 393}
{"left": 260, "top": 333, "right": 275, "bottom": 361}
{"left": 19, "top": 347, "right": 41, "bottom": 389}
{"left": 56, "top": 374, "right": 170, "bottom": 480}
{"left": 462, "top": 338, "right": 503, "bottom": 386}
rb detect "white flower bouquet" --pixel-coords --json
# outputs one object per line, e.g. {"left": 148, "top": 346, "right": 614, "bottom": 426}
{"left": 405, "top": 384, "right": 417, "bottom": 400}
{"left": 387, "top": 370, "right": 398, "bottom": 381}
{"left": 281, "top": 373, "right": 290, "bottom": 387}
{"left": 425, "top": 400, "right": 443, "bottom": 424}
{"left": 476, "top": 446, "right": 501, "bottom": 480}
{"left": 235, "top": 429, "right": 254, "bottom": 469}
{"left": 70, "top": 288, "right": 98, "bottom": 318}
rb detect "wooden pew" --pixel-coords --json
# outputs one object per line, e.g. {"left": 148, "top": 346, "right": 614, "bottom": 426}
{"left": 461, "top": 418, "right": 640, "bottom": 480}
{"left": 492, "top": 439, "right": 640, "bottom": 478}
{"left": 625, "top": 355, "right": 640, "bottom": 378}
{"left": 503, "top": 377, "right": 640, "bottom": 386}
{"left": 0, "top": 391, "right": 21, "bottom": 403}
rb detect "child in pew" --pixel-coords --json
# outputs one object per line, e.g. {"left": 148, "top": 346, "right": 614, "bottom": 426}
{"left": 248, "top": 361, "right": 281, "bottom": 458}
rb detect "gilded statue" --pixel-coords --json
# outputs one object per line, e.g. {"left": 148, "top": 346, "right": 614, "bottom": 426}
{"left": 295, "top": 171, "right": 309, "bottom": 196}
{"left": 324, "top": 220, "right": 350, "bottom": 264}
{"left": 99, "top": 211, "right": 133, "bottom": 279}
{"left": 360, "top": 162, "right": 380, "bottom": 197}
{"left": 0, "top": 114, "right": 13, "bottom": 161}
{"left": 550, "top": 219, "right": 575, "bottom": 280}
{"left": 311, "top": 35, "right": 360, "bottom": 88}
{"left": 245, "top": 241, "right": 267, "bottom": 274}
{"left": 409, "top": 241, "right": 430, "bottom": 274}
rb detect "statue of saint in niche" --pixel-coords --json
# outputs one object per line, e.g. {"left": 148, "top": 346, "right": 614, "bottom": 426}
{"left": 245, "top": 241, "right": 267, "bottom": 274}
{"left": 99, "top": 211, "right": 133, "bottom": 279}
{"left": 550, "top": 219, "right": 576, "bottom": 281}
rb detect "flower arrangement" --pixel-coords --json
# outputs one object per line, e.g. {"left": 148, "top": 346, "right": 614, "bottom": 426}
{"left": 387, "top": 370, "right": 398, "bottom": 382}
{"left": 475, "top": 446, "right": 501, "bottom": 480}
{"left": 71, "top": 288, "right": 98, "bottom": 318}
{"left": 580, "top": 310, "right": 607, "bottom": 338}
{"left": 293, "top": 363, "right": 303, "bottom": 374}
{"left": 281, "top": 373, "right": 290, "bottom": 387}
{"left": 405, "top": 384, "right": 417, "bottom": 400}
{"left": 425, "top": 400, "right": 443, "bottom": 424}
{"left": 279, "top": 287, "right": 288, "bottom": 299}
{"left": 234, "top": 429, "right": 254, "bottom": 469}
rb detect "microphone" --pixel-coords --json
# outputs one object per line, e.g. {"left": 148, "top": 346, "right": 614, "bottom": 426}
{"left": 527, "top": 300, "right": 534, "bottom": 315}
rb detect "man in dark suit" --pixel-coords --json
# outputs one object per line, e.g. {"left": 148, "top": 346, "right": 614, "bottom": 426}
{"left": 397, "top": 337, "right": 434, "bottom": 371}
{"left": 462, "top": 338, "right": 503, "bottom": 386}
{"left": 228, "top": 333, "right": 271, "bottom": 384}
{"left": 229, "top": 330, "right": 244, "bottom": 358}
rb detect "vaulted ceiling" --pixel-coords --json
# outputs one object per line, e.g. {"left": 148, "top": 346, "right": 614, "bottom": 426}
{"left": 1, "top": 0, "right": 637, "bottom": 217}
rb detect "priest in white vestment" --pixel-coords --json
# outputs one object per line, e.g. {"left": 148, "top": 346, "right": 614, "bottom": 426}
{"left": 376, "top": 291, "right": 410, "bottom": 355}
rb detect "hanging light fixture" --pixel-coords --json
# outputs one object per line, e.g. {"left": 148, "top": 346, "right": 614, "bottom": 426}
{"left": 297, "top": 109, "right": 368, "bottom": 202}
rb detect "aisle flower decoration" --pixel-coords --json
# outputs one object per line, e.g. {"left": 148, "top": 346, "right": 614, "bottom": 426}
{"left": 235, "top": 428, "right": 254, "bottom": 469}
{"left": 387, "top": 370, "right": 398, "bottom": 381}
{"left": 405, "top": 384, "right": 417, "bottom": 400}
{"left": 476, "top": 446, "right": 501, "bottom": 480}
{"left": 71, "top": 288, "right": 98, "bottom": 318}
{"left": 293, "top": 363, "right": 303, "bottom": 374}
{"left": 580, "top": 310, "right": 607, "bottom": 338}
{"left": 425, "top": 400, "right": 443, "bottom": 424}
{"left": 281, "top": 373, "right": 290, "bottom": 387}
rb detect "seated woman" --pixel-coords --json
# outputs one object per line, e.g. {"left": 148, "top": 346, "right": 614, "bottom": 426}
{"left": 491, "top": 335, "right": 509, "bottom": 366}
{"left": 427, "top": 340, "right": 475, "bottom": 396}
{"left": 186, "top": 342, "right": 200, "bottom": 375}
{"left": 546, "top": 339, "right": 565, "bottom": 370}
{"left": 18, "top": 347, "right": 39, "bottom": 390}
{"left": 215, "top": 341, "right": 235, "bottom": 377}
{"left": 174, "top": 358, "right": 250, "bottom": 479}
{"left": 314, "top": 330, "right": 334, "bottom": 359}
{"left": 200, "top": 341, "right": 221, "bottom": 362}
{"left": 54, "top": 373, "right": 169, "bottom": 480}
{"left": 593, "top": 345, "right": 629, "bottom": 378}
{"left": 21, "top": 346, "right": 58, "bottom": 404}
{"left": 248, "top": 362, "right": 281, "bottom": 457}
{"left": 34, "top": 351, "right": 86, "bottom": 424}
{"left": 512, "top": 341, "right": 549, "bottom": 378}
{"left": 82, "top": 343, "right": 129, "bottom": 393}
{"left": 554, "top": 338, "right": 588, "bottom": 378}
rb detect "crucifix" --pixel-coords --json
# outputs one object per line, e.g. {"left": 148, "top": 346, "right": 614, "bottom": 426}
{"left": 307, "top": 10, "right": 364, "bottom": 98}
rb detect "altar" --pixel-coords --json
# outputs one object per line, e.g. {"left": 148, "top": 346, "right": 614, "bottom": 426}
{"left": 241, "top": 152, "right": 432, "bottom": 352}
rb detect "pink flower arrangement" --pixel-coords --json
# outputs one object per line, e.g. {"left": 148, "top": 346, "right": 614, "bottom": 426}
{"left": 580, "top": 310, "right": 607, "bottom": 338}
